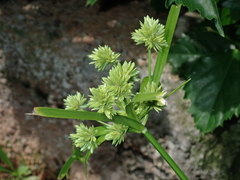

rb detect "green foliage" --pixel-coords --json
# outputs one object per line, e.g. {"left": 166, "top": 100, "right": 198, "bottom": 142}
{"left": 85, "top": 0, "right": 98, "bottom": 6}
{"left": 169, "top": 0, "right": 240, "bottom": 133}
{"left": 0, "top": 146, "right": 39, "bottom": 180}
{"left": 166, "top": 0, "right": 224, "bottom": 36}
{"left": 169, "top": 31, "right": 240, "bottom": 133}
{"left": 221, "top": 0, "right": 240, "bottom": 22}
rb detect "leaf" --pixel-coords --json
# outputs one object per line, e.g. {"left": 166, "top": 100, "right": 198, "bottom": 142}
{"left": 85, "top": 0, "right": 98, "bottom": 6}
{"left": 219, "top": 7, "right": 237, "bottom": 26}
{"left": 17, "top": 165, "right": 31, "bottom": 176}
{"left": 28, "top": 107, "right": 145, "bottom": 131}
{"left": 169, "top": 31, "right": 240, "bottom": 133}
{"left": 132, "top": 92, "right": 165, "bottom": 102}
{"left": 184, "top": 53, "right": 240, "bottom": 133}
{"left": 164, "top": 79, "right": 191, "bottom": 98}
{"left": 0, "top": 165, "right": 12, "bottom": 173}
{"left": 0, "top": 146, "right": 14, "bottom": 170}
{"left": 125, "top": 103, "right": 139, "bottom": 121}
{"left": 166, "top": 0, "right": 224, "bottom": 36}
{"left": 58, "top": 148, "right": 83, "bottom": 179}
{"left": 222, "top": 0, "right": 240, "bottom": 21}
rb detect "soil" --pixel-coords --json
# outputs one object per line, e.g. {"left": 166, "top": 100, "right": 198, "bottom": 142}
{"left": 0, "top": 0, "right": 233, "bottom": 180}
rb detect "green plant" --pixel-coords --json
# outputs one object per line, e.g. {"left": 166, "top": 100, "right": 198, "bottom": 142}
{"left": 168, "top": 0, "right": 240, "bottom": 133}
{"left": 26, "top": 0, "right": 232, "bottom": 179}
{"left": 0, "top": 146, "right": 39, "bottom": 180}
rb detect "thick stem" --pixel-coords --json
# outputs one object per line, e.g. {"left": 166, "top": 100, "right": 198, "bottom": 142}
{"left": 142, "top": 128, "right": 189, "bottom": 180}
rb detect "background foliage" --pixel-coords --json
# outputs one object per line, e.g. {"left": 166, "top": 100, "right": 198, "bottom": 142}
{"left": 168, "top": 0, "right": 240, "bottom": 133}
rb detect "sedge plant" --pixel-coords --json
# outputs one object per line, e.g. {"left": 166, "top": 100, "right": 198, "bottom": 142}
{"left": 27, "top": 5, "right": 190, "bottom": 180}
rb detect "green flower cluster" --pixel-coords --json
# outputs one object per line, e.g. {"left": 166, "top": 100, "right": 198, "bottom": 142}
{"left": 65, "top": 15, "right": 169, "bottom": 155}
{"left": 70, "top": 124, "right": 98, "bottom": 153}
{"left": 64, "top": 92, "right": 87, "bottom": 111}
{"left": 105, "top": 123, "right": 128, "bottom": 146}
{"left": 131, "top": 15, "right": 168, "bottom": 52}
{"left": 65, "top": 46, "right": 140, "bottom": 151}
{"left": 88, "top": 45, "right": 120, "bottom": 71}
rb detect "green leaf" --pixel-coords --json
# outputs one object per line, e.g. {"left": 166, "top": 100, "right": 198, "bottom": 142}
{"left": 222, "top": 0, "right": 240, "bottom": 22}
{"left": 58, "top": 148, "right": 83, "bottom": 179}
{"left": 164, "top": 79, "right": 191, "bottom": 98}
{"left": 169, "top": 31, "right": 240, "bottom": 133}
{"left": 17, "top": 165, "right": 31, "bottom": 176}
{"left": 219, "top": 7, "right": 237, "bottom": 26}
{"left": 166, "top": 0, "right": 224, "bottom": 36}
{"left": 85, "top": 0, "right": 98, "bottom": 6}
{"left": 140, "top": 76, "right": 151, "bottom": 93}
{"left": 0, "top": 165, "right": 12, "bottom": 173}
{"left": 185, "top": 52, "right": 240, "bottom": 132}
{"left": 28, "top": 107, "right": 145, "bottom": 131}
{"left": 125, "top": 103, "right": 139, "bottom": 121}
{"left": 0, "top": 146, "right": 14, "bottom": 170}
{"left": 132, "top": 92, "right": 165, "bottom": 102}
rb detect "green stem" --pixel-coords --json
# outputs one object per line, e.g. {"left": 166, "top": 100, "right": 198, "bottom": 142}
{"left": 152, "top": 4, "right": 182, "bottom": 84}
{"left": 148, "top": 49, "right": 152, "bottom": 81}
{"left": 142, "top": 128, "right": 189, "bottom": 180}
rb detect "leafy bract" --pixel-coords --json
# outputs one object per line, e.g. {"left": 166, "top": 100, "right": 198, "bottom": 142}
{"left": 166, "top": 0, "right": 224, "bottom": 36}
{"left": 169, "top": 30, "right": 240, "bottom": 133}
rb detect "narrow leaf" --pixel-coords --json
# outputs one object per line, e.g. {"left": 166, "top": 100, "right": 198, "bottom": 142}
{"left": 58, "top": 148, "right": 83, "bottom": 179}
{"left": 0, "top": 166, "right": 12, "bottom": 173}
{"left": 0, "top": 146, "right": 14, "bottom": 170}
{"left": 132, "top": 92, "right": 164, "bottom": 102}
{"left": 164, "top": 79, "right": 191, "bottom": 98}
{"left": 28, "top": 107, "right": 145, "bottom": 131}
{"left": 125, "top": 103, "right": 139, "bottom": 121}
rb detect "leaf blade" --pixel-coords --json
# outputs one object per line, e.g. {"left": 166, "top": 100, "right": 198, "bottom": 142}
{"left": 0, "top": 146, "right": 14, "bottom": 170}
{"left": 28, "top": 107, "right": 145, "bottom": 131}
{"left": 169, "top": 31, "right": 240, "bottom": 133}
{"left": 166, "top": 0, "right": 224, "bottom": 36}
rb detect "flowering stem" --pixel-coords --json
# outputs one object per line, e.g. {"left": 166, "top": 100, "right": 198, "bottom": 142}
{"left": 152, "top": 4, "right": 182, "bottom": 83}
{"left": 148, "top": 49, "right": 152, "bottom": 81}
{"left": 142, "top": 128, "right": 189, "bottom": 180}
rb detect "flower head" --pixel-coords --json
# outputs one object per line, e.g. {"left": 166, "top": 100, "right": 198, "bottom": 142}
{"left": 70, "top": 124, "right": 98, "bottom": 153}
{"left": 131, "top": 15, "right": 168, "bottom": 52}
{"left": 88, "top": 45, "right": 120, "bottom": 71}
{"left": 88, "top": 85, "right": 117, "bottom": 119}
{"left": 64, "top": 92, "right": 87, "bottom": 111}
{"left": 105, "top": 123, "right": 128, "bottom": 146}
{"left": 103, "top": 62, "right": 139, "bottom": 100}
